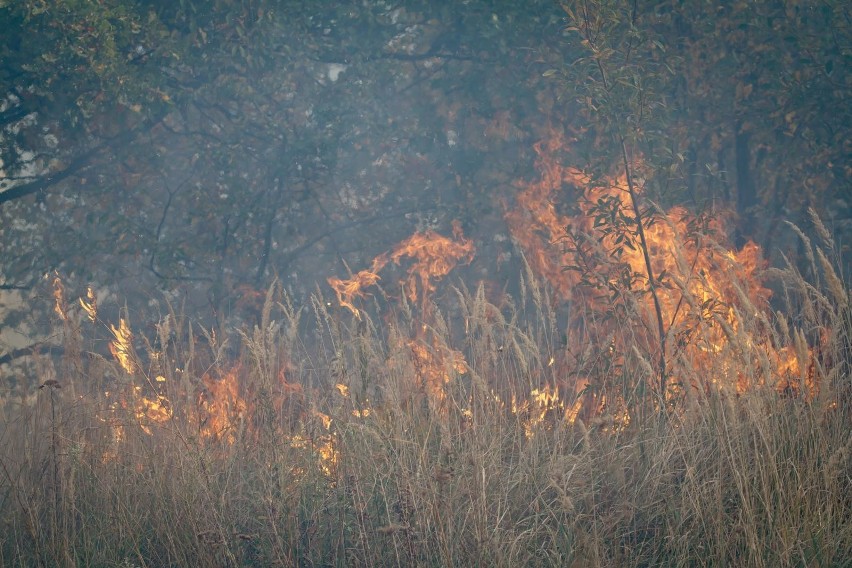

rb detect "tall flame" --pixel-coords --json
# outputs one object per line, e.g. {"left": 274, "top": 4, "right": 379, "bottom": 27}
{"left": 327, "top": 221, "right": 475, "bottom": 402}
{"left": 197, "top": 365, "right": 248, "bottom": 444}
{"left": 506, "top": 126, "right": 805, "bottom": 401}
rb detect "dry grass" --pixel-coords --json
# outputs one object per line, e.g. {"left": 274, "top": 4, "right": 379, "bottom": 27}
{"left": 1, "top": 235, "right": 850, "bottom": 567}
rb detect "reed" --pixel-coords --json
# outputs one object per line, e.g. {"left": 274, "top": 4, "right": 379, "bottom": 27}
{"left": 0, "top": 229, "right": 849, "bottom": 567}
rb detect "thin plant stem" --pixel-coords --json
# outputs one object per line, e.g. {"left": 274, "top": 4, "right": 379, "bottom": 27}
{"left": 619, "top": 136, "right": 667, "bottom": 396}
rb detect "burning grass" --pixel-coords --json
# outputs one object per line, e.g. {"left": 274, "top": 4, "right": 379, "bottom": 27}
{"left": 1, "top": 248, "right": 850, "bottom": 567}
{"left": 1, "top": 134, "right": 850, "bottom": 565}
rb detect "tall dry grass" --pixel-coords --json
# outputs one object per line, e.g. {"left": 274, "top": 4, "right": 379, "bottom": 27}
{"left": 0, "top": 222, "right": 850, "bottom": 567}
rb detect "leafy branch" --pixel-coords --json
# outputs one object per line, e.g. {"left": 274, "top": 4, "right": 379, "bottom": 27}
{"left": 565, "top": 0, "right": 669, "bottom": 398}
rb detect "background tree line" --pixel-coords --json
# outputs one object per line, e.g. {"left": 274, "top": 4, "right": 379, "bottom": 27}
{"left": 0, "top": 0, "right": 848, "bottom": 356}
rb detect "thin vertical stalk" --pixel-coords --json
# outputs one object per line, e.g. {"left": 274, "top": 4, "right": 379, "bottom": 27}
{"left": 578, "top": 1, "right": 668, "bottom": 399}
{"left": 619, "top": 137, "right": 667, "bottom": 396}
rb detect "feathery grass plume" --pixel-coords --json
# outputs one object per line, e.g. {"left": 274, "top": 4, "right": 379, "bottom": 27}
{"left": 775, "top": 251, "right": 819, "bottom": 324}
{"left": 276, "top": 291, "right": 302, "bottom": 348}
{"left": 630, "top": 344, "right": 657, "bottom": 400}
{"left": 199, "top": 322, "right": 229, "bottom": 371}
{"left": 156, "top": 314, "right": 172, "bottom": 356}
{"left": 785, "top": 220, "right": 818, "bottom": 281}
{"left": 109, "top": 317, "right": 137, "bottom": 375}
{"left": 809, "top": 206, "right": 836, "bottom": 252}
{"left": 825, "top": 434, "right": 851, "bottom": 485}
{"left": 259, "top": 278, "right": 277, "bottom": 332}
{"left": 79, "top": 286, "right": 98, "bottom": 323}
{"left": 817, "top": 247, "right": 848, "bottom": 309}
{"left": 452, "top": 281, "right": 474, "bottom": 333}
{"left": 472, "top": 279, "right": 488, "bottom": 329}
{"left": 775, "top": 310, "right": 790, "bottom": 343}
{"left": 521, "top": 254, "right": 543, "bottom": 314}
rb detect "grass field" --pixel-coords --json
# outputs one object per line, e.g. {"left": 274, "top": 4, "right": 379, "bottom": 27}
{"left": 1, "top": 220, "right": 850, "bottom": 568}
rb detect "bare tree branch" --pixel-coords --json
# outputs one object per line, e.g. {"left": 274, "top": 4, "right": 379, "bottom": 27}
{"left": 0, "top": 113, "right": 166, "bottom": 206}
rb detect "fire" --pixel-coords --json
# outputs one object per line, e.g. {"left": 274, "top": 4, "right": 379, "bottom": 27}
{"left": 288, "top": 432, "right": 338, "bottom": 478}
{"left": 511, "top": 384, "right": 565, "bottom": 438}
{"left": 505, "top": 130, "right": 592, "bottom": 301}
{"left": 323, "top": 126, "right": 811, "bottom": 422}
{"left": 134, "top": 386, "right": 172, "bottom": 436}
{"left": 328, "top": 220, "right": 474, "bottom": 317}
{"left": 327, "top": 221, "right": 475, "bottom": 402}
{"left": 80, "top": 286, "right": 98, "bottom": 322}
{"left": 506, "top": 126, "right": 805, "bottom": 402}
{"left": 408, "top": 336, "right": 468, "bottom": 396}
{"left": 506, "top": 127, "right": 771, "bottom": 311}
{"left": 460, "top": 382, "right": 587, "bottom": 438}
{"left": 109, "top": 318, "right": 136, "bottom": 375}
{"left": 389, "top": 220, "right": 475, "bottom": 309}
{"left": 328, "top": 254, "right": 390, "bottom": 318}
{"left": 197, "top": 365, "right": 248, "bottom": 444}
{"left": 47, "top": 120, "right": 824, "bottom": 475}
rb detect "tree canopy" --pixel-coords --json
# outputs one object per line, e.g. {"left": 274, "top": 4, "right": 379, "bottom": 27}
{"left": 1, "top": 0, "right": 849, "bottom": 353}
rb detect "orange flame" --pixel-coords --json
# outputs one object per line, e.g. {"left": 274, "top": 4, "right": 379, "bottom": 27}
{"left": 389, "top": 220, "right": 475, "bottom": 309}
{"left": 327, "top": 254, "right": 390, "bottom": 318}
{"left": 198, "top": 365, "right": 248, "bottom": 444}
{"left": 408, "top": 336, "right": 468, "bottom": 397}
{"left": 328, "top": 220, "right": 474, "bottom": 317}
{"left": 80, "top": 286, "right": 98, "bottom": 322}
{"left": 507, "top": 126, "right": 806, "bottom": 402}
{"left": 505, "top": 131, "right": 592, "bottom": 301}
{"left": 328, "top": 222, "right": 475, "bottom": 406}
{"left": 134, "top": 386, "right": 172, "bottom": 435}
{"left": 109, "top": 318, "right": 136, "bottom": 375}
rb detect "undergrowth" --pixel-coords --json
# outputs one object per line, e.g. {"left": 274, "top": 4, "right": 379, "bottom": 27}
{"left": 0, "top": 224, "right": 850, "bottom": 568}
